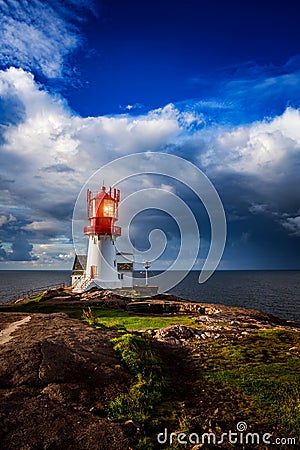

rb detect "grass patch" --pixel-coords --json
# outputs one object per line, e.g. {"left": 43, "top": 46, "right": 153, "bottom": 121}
{"left": 2, "top": 298, "right": 298, "bottom": 447}
{"left": 0, "top": 302, "right": 85, "bottom": 319}
{"left": 195, "top": 329, "right": 300, "bottom": 437}
{"left": 15, "top": 292, "right": 46, "bottom": 304}
{"left": 82, "top": 306, "right": 199, "bottom": 331}
{"left": 1, "top": 301, "right": 200, "bottom": 331}
{"left": 106, "top": 333, "right": 166, "bottom": 423}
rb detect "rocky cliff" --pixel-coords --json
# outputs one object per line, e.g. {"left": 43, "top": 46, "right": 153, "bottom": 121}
{"left": 0, "top": 288, "right": 299, "bottom": 449}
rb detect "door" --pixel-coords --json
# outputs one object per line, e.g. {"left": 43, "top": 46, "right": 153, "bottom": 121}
{"left": 90, "top": 265, "right": 97, "bottom": 279}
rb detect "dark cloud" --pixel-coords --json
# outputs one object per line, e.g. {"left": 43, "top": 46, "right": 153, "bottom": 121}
{"left": 129, "top": 209, "right": 180, "bottom": 252}
{"left": 0, "top": 175, "right": 15, "bottom": 189}
{"left": 43, "top": 164, "right": 75, "bottom": 173}
{"left": 0, "top": 233, "right": 37, "bottom": 261}
{"left": 202, "top": 170, "right": 300, "bottom": 269}
{"left": 0, "top": 64, "right": 299, "bottom": 269}
{"left": 40, "top": 201, "right": 74, "bottom": 221}
{"left": 8, "top": 235, "right": 38, "bottom": 261}
{"left": 0, "top": 241, "right": 7, "bottom": 260}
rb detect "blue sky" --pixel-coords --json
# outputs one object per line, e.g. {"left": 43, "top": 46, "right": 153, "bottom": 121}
{"left": 0, "top": 0, "right": 300, "bottom": 270}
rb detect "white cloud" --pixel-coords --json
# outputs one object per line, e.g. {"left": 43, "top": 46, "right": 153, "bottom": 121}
{"left": 0, "top": 213, "right": 16, "bottom": 227}
{"left": 0, "top": 0, "right": 93, "bottom": 78}
{"left": 198, "top": 108, "right": 300, "bottom": 236}
{"left": 281, "top": 216, "right": 300, "bottom": 236}
{"left": 0, "top": 215, "right": 7, "bottom": 227}
{"left": 200, "top": 108, "right": 300, "bottom": 177}
{"left": 1, "top": 67, "right": 300, "bottom": 269}
{"left": 58, "top": 252, "right": 73, "bottom": 259}
{"left": 160, "top": 184, "right": 175, "bottom": 193}
{"left": 0, "top": 68, "right": 186, "bottom": 269}
{"left": 22, "top": 220, "right": 66, "bottom": 237}
{"left": 249, "top": 203, "right": 268, "bottom": 214}
{"left": 122, "top": 103, "right": 144, "bottom": 111}
{"left": 31, "top": 243, "right": 74, "bottom": 267}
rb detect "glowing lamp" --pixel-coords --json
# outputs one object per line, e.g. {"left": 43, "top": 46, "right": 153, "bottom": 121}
{"left": 84, "top": 186, "right": 121, "bottom": 236}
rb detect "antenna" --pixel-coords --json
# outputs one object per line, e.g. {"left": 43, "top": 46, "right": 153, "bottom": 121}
{"left": 144, "top": 261, "right": 150, "bottom": 286}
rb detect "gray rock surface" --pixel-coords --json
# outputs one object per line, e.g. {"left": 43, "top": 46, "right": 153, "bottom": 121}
{"left": 0, "top": 312, "right": 132, "bottom": 450}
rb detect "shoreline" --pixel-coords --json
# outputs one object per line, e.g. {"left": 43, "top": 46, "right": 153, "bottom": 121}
{"left": 0, "top": 287, "right": 299, "bottom": 449}
{"left": 1, "top": 270, "right": 299, "bottom": 324}
{"left": 4, "top": 285, "right": 300, "bottom": 329}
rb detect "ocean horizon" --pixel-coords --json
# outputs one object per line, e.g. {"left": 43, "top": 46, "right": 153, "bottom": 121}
{"left": 0, "top": 269, "right": 299, "bottom": 324}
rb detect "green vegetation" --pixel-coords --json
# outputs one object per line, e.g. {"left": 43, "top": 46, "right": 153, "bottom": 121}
{"left": 106, "top": 333, "right": 166, "bottom": 423}
{"left": 81, "top": 306, "right": 200, "bottom": 331}
{"left": 193, "top": 328, "right": 300, "bottom": 439}
{"left": 118, "top": 289, "right": 140, "bottom": 297}
{"left": 1, "top": 301, "right": 199, "bottom": 330}
{"left": 105, "top": 328, "right": 300, "bottom": 449}
{"left": 15, "top": 291, "right": 45, "bottom": 304}
{"left": 1, "top": 295, "right": 299, "bottom": 447}
{"left": 0, "top": 302, "right": 84, "bottom": 319}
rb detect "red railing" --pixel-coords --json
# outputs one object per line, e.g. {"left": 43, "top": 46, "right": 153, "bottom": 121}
{"left": 84, "top": 225, "right": 121, "bottom": 236}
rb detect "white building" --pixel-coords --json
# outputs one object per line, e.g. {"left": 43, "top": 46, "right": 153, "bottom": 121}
{"left": 117, "top": 252, "right": 134, "bottom": 288}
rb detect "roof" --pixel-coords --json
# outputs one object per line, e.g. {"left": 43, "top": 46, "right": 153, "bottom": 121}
{"left": 72, "top": 254, "right": 87, "bottom": 273}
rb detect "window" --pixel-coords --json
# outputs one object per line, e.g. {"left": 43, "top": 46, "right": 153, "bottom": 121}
{"left": 103, "top": 199, "right": 115, "bottom": 217}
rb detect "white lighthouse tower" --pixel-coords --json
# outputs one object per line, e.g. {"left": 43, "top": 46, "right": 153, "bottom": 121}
{"left": 79, "top": 185, "right": 122, "bottom": 290}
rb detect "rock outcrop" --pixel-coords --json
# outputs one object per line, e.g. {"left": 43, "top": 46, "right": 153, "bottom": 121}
{"left": 0, "top": 312, "right": 133, "bottom": 450}
{"left": 1, "top": 287, "right": 299, "bottom": 449}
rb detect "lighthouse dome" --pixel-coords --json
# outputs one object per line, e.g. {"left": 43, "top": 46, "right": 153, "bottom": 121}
{"left": 84, "top": 185, "right": 121, "bottom": 236}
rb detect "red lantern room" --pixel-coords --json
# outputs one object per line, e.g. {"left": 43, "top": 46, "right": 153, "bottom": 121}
{"left": 84, "top": 186, "right": 121, "bottom": 236}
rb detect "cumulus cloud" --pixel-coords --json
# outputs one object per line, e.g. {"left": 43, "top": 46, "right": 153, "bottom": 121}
{"left": 200, "top": 108, "right": 300, "bottom": 176}
{"left": 249, "top": 204, "right": 268, "bottom": 214}
{"left": 281, "top": 216, "right": 300, "bottom": 236}
{"left": 23, "top": 219, "right": 67, "bottom": 238}
{"left": 0, "top": 66, "right": 299, "bottom": 268}
{"left": 25, "top": 243, "right": 74, "bottom": 268}
{"left": 199, "top": 108, "right": 300, "bottom": 230}
{"left": 0, "top": 241, "right": 7, "bottom": 260}
{"left": 44, "top": 164, "right": 75, "bottom": 173}
{"left": 0, "top": 0, "right": 94, "bottom": 79}
{"left": 121, "top": 103, "right": 144, "bottom": 111}
{"left": 6, "top": 235, "right": 38, "bottom": 261}
{"left": 0, "top": 68, "right": 186, "bottom": 266}
{"left": 0, "top": 214, "right": 16, "bottom": 227}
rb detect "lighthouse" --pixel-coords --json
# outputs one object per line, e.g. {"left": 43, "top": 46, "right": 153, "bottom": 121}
{"left": 82, "top": 185, "right": 122, "bottom": 290}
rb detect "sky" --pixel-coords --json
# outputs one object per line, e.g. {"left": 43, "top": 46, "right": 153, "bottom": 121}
{"left": 0, "top": 0, "right": 300, "bottom": 271}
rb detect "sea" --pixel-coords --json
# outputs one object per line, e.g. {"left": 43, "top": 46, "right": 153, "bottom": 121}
{"left": 0, "top": 270, "right": 299, "bottom": 325}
